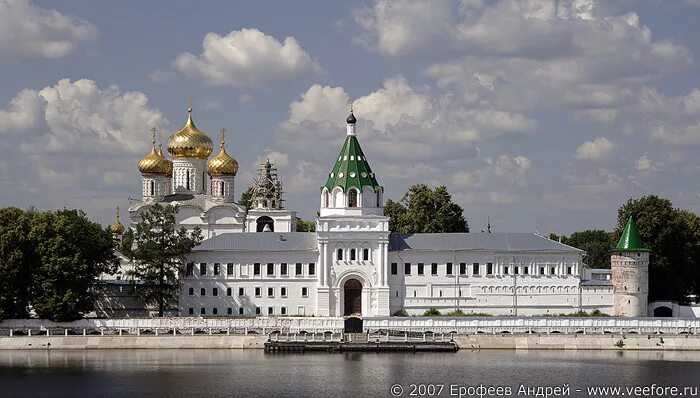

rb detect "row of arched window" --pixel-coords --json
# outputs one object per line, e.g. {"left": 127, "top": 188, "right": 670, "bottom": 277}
{"left": 321, "top": 187, "right": 383, "bottom": 208}
{"left": 481, "top": 285, "right": 581, "bottom": 294}
{"left": 337, "top": 247, "right": 371, "bottom": 262}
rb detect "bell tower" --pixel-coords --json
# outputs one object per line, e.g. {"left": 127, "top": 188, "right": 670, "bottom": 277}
{"left": 316, "top": 110, "right": 390, "bottom": 317}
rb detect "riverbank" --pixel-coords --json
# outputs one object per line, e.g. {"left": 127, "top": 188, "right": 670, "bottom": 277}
{"left": 2, "top": 333, "right": 700, "bottom": 351}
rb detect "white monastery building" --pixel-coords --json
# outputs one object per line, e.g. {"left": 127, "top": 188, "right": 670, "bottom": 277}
{"left": 112, "top": 106, "right": 655, "bottom": 318}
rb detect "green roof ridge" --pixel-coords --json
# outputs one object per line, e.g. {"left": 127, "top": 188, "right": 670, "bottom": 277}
{"left": 615, "top": 215, "right": 648, "bottom": 252}
{"left": 323, "top": 134, "right": 381, "bottom": 192}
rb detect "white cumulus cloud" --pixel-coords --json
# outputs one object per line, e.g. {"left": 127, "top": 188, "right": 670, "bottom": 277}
{"left": 575, "top": 137, "right": 615, "bottom": 160}
{"left": 173, "top": 28, "right": 323, "bottom": 87}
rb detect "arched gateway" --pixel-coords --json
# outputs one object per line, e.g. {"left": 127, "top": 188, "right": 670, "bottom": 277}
{"left": 343, "top": 279, "right": 362, "bottom": 316}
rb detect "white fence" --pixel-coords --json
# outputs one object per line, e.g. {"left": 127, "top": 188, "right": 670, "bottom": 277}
{"left": 364, "top": 317, "right": 700, "bottom": 335}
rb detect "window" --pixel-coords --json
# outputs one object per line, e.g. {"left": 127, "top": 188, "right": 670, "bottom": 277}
{"left": 298, "top": 306, "right": 306, "bottom": 316}
{"left": 296, "top": 263, "right": 303, "bottom": 275}
{"left": 447, "top": 262, "right": 453, "bottom": 275}
{"left": 405, "top": 263, "right": 411, "bottom": 275}
{"left": 504, "top": 266, "right": 510, "bottom": 275}
{"left": 487, "top": 263, "right": 494, "bottom": 275}
{"left": 267, "top": 263, "right": 274, "bottom": 276}
{"left": 150, "top": 180, "right": 155, "bottom": 196}
{"left": 473, "top": 263, "right": 480, "bottom": 275}
{"left": 281, "top": 307, "right": 287, "bottom": 315}
{"left": 515, "top": 267, "right": 520, "bottom": 275}
{"left": 539, "top": 266, "right": 545, "bottom": 275}
{"left": 238, "top": 287, "right": 244, "bottom": 296}
{"left": 268, "top": 287, "right": 274, "bottom": 297}
{"left": 308, "top": 263, "right": 316, "bottom": 276}
{"left": 363, "top": 248, "right": 369, "bottom": 261}
{"left": 200, "top": 307, "right": 205, "bottom": 315}
{"left": 550, "top": 266, "right": 556, "bottom": 275}
{"left": 567, "top": 266, "right": 572, "bottom": 275}
{"left": 431, "top": 263, "right": 438, "bottom": 275}
{"left": 212, "top": 288, "right": 218, "bottom": 296}
{"left": 255, "top": 287, "right": 261, "bottom": 297}
{"left": 227, "top": 287, "right": 232, "bottom": 296}
{"left": 254, "top": 263, "right": 260, "bottom": 276}
{"left": 255, "top": 307, "right": 261, "bottom": 315}
{"left": 188, "top": 307, "right": 194, "bottom": 315}
{"left": 186, "top": 170, "right": 190, "bottom": 190}
{"left": 200, "top": 288, "right": 206, "bottom": 296}
{"left": 459, "top": 263, "right": 466, "bottom": 275}
{"left": 227, "top": 308, "right": 233, "bottom": 315}
{"left": 214, "top": 263, "right": 220, "bottom": 276}
{"left": 239, "top": 308, "right": 244, "bottom": 315}
{"left": 188, "top": 287, "right": 194, "bottom": 296}
{"left": 337, "top": 249, "right": 344, "bottom": 261}
{"left": 348, "top": 189, "right": 358, "bottom": 207}
{"left": 213, "top": 308, "right": 218, "bottom": 315}
{"left": 350, "top": 248, "right": 356, "bottom": 261}
{"left": 524, "top": 266, "right": 529, "bottom": 275}
{"left": 281, "top": 263, "right": 288, "bottom": 276}
{"left": 418, "top": 263, "right": 424, "bottom": 275}
{"left": 391, "top": 263, "right": 398, "bottom": 275}
{"left": 200, "top": 263, "right": 207, "bottom": 276}
{"left": 281, "top": 287, "right": 287, "bottom": 297}
{"left": 301, "top": 287, "right": 308, "bottom": 297}
{"left": 186, "top": 263, "right": 194, "bottom": 276}
{"left": 268, "top": 307, "right": 274, "bottom": 315}
{"left": 323, "top": 190, "right": 329, "bottom": 208}
{"left": 227, "top": 263, "right": 234, "bottom": 276}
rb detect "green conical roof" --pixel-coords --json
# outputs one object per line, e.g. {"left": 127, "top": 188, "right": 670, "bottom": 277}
{"left": 615, "top": 215, "right": 648, "bottom": 252}
{"left": 323, "top": 129, "right": 380, "bottom": 193}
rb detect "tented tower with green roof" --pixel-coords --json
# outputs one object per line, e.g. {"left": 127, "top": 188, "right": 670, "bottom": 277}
{"left": 611, "top": 215, "right": 650, "bottom": 317}
{"left": 319, "top": 111, "right": 384, "bottom": 217}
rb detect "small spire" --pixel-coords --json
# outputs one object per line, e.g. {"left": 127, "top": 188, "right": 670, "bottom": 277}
{"left": 187, "top": 95, "right": 194, "bottom": 113}
{"left": 158, "top": 129, "right": 164, "bottom": 153}
{"left": 150, "top": 126, "right": 156, "bottom": 146}
{"left": 115, "top": 205, "right": 120, "bottom": 222}
{"left": 487, "top": 216, "right": 491, "bottom": 233}
{"left": 219, "top": 128, "right": 226, "bottom": 150}
{"left": 264, "top": 145, "right": 272, "bottom": 162}
{"left": 346, "top": 103, "right": 357, "bottom": 125}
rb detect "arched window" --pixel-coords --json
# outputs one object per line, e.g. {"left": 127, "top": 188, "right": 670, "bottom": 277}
{"left": 256, "top": 216, "right": 274, "bottom": 232}
{"left": 337, "top": 248, "right": 343, "bottom": 261}
{"left": 363, "top": 248, "right": 369, "bottom": 261}
{"left": 220, "top": 182, "right": 225, "bottom": 196}
{"left": 322, "top": 190, "right": 329, "bottom": 208}
{"left": 348, "top": 189, "right": 358, "bottom": 207}
{"left": 186, "top": 170, "right": 191, "bottom": 190}
{"left": 376, "top": 189, "right": 382, "bottom": 207}
{"left": 350, "top": 248, "right": 356, "bottom": 261}
{"left": 150, "top": 180, "right": 155, "bottom": 196}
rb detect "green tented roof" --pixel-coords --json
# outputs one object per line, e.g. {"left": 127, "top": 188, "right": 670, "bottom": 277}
{"left": 615, "top": 215, "right": 649, "bottom": 252}
{"left": 323, "top": 134, "right": 381, "bottom": 192}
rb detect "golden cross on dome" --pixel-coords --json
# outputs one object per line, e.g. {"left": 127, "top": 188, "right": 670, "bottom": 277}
{"left": 187, "top": 95, "right": 194, "bottom": 112}
{"left": 115, "top": 205, "right": 120, "bottom": 221}
{"left": 158, "top": 129, "right": 164, "bottom": 150}
{"left": 220, "top": 128, "right": 226, "bottom": 148}
{"left": 150, "top": 126, "right": 156, "bottom": 145}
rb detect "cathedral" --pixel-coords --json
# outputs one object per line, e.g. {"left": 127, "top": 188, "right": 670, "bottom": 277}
{"left": 107, "top": 105, "right": 652, "bottom": 318}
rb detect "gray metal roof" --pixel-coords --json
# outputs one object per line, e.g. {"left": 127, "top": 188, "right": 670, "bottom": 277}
{"left": 581, "top": 279, "right": 613, "bottom": 287}
{"left": 388, "top": 233, "right": 583, "bottom": 253}
{"left": 195, "top": 232, "right": 318, "bottom": 252}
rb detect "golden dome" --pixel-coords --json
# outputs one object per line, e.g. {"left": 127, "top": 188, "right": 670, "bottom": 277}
{"left": 167, "top": 107, "right": 213, "bottom": 159}
{"left": 157, "top": 144, "right": 173, "bottom": 177}
{"left": 208, "top": 128, "right": 239, "bottom": 176}
{"left": 138, "top": 129, "right": 172, "bottom": 175}
{"left": 110, "top": 206, "right": 125, "bottom": 235}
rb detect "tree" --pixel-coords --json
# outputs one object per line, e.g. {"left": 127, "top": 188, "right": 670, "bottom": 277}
{"left": 296, "top": 219, "right": 316, "bottom": 232}
{"left": 615, "top": 195, "right": 699, "bottom": 303}
{"left": 129, "top": 203, "right": 203, "bottom": 317}
{"left": 29, "top": 209, "right": 119, "bottom": 321}
{"left": 119, "top": 228, "right": 135, "bottom": 259}
{"left": 549, "top": 230, "right": 614, "bottom": 269}
{"left": 239, "top": 186, "right": 254, "bottom": 209}
{"left": 385, "top": 184, "right": 469, "bottom": 233}
{"left": 0, "top": 207, "right": 34, "bottom": 319}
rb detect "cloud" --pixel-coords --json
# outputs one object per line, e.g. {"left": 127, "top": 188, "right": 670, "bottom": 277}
{"left": 0, "top": 0, "right": 97, "bottom": 59}
{"left": 575, "top": 137, "right": 615, "bottom": 160}
{"left": 636, "top": 154, "right": 651, "bottom": 171}
{"left": 0, "top": 89, "right": 42, "bottom": 134}
{"left": 173, "top": 28, "right": 323, "bottom": 87}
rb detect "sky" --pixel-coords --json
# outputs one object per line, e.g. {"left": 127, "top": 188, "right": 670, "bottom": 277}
{"left": 2, "top": 0, "right": 700, "bottom": 235}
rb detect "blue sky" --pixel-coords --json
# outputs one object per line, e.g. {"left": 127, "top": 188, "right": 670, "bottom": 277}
{"left": 3, "top": 0, "right": 700, "bottom": 235}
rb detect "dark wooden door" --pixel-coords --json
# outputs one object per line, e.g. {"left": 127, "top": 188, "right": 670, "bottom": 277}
{"left": 344, "top": 279, "right": 362, "bottom": 315}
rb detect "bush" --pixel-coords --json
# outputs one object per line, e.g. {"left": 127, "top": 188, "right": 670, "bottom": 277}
{"left": 393, "top": 309, "right": 409, "bottom": 317}
{"left": 423, "top": 308, "right": 441, "bottom": 316}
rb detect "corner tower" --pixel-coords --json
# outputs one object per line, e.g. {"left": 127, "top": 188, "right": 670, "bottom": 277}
{"left": 316, "top": 110, "right": 390, "bottom": 317}
{"left": 611, "top": 215, "right": 650, "bottom": 317}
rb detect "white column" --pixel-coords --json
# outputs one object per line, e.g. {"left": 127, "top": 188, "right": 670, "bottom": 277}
{"left": 320, "top": 242, "right": 327, "bottom": 286}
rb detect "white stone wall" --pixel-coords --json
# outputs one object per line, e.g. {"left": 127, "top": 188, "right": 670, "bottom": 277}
{"left": 210, "top": 175, "right": 235, "bottom": 202}
{"left": 180, "top": 250, "right": 319, "bottom": 317}
{"left": 245, "top": 209, "right": 297, "bottom": 233}
{"left": 172, "top": 158, "right": 208, "bottom": 194}
{"left": 141, "top": 174, "right": 170, "bottom": 201}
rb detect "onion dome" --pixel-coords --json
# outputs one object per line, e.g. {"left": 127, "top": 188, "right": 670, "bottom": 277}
{"left": 346, "top": 109, "right": 357, "bottom": 124}
{"left": 208, "top": 128, "right": 239, "bottom": 176}
{"left": 139, "top": 128, "right": 172, "bottom": 175}
{"left": 109, "top": 206, "right": 125, "bottom": 235}
{"left": 157, "top": 139, "right": 173, "bottom": 177}
{"left": 324, "top": 112, "right": 380, "bottom": 192}
{"left": 167, "top": 107, "right": 213, "bottom": 159}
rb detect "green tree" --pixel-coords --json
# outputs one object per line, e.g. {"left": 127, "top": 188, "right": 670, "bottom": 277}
{"left": 550, "top": 230, "right": 614, "bottom": 269}
{"left": 296, "top": 219, "right": 316, "bottom": 232}
{"left": 386, "top": 184, "right": 469, "bottom": 233}
{"left": 29, "top": 209, "right": 119, "bottom": 321}
{"left": 0, "top": 207, "right": 34, "bottom": 319}
{"left": 615, "top": 195, "right": 699, "bottom": 303}
{"left": 129, "top": 203, "right": 203, "bottom": 317}
{"left": 119, "top": 228, "right": 135, "bottom": 259}
{"left": 239, "top": 186, "right": 254, "bottom": 209}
